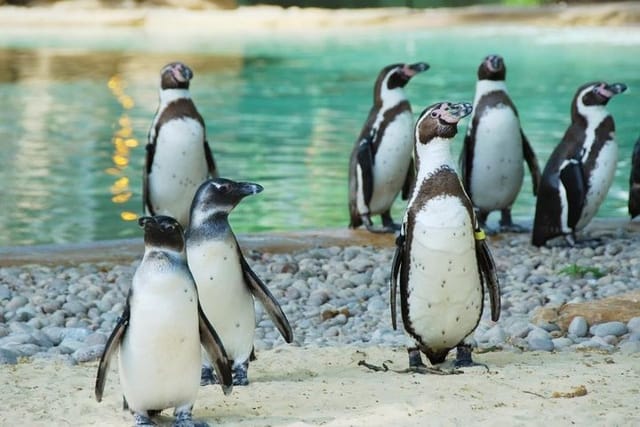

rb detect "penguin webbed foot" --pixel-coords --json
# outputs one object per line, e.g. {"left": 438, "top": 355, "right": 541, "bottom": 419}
{"left": 133, "top": 412, "right": 158, "bottom": 426}
{"left": 173, "top": 405, "right": 205, "bottom": 427}
{"left": 232, "top": 361, "right": 249, "bottom": 386}
{"left": 407, "top": 348, "right": 460, "bottom": 375}
{"left": 454, "top": 344, "right": 489, "bottom": 372}
{"left": 497, "top": 209, "right": 529, "bottom": 233}
{"left": 200, "top": 365, "right": 218, "bottom": 386}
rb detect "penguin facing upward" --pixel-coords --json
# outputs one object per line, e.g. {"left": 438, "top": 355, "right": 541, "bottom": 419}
{"left": 629, "top": 137, "right": 640, "bottom": 219}
{"left": 95, "top": 215, "right": 232, "bottom": 427}
{"left": 144, "top": 61, "right": 218, "bottom": 228}
{"left": 186, "top": 178, "right": 293, "bottom": 386}
{"left": 390, "top": 102, "right": 500, "bottom": 371}
{"left": 460, "top": 54, "right": 541, "bottom": 233}
{"left": 348, "top": 62, "right": 430, "bottom": 233}
{"left": 532, "top": 81, "right": 627, "bottom": 246}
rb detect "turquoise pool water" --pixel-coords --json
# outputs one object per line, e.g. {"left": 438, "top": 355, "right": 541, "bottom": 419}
{"left": 0, "top": 25, "right": 638, "bottom": 246}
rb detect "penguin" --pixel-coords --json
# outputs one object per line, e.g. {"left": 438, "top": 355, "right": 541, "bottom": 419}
{"left": 629, "top": 137, "right": 640, "bottom": 219}
{"left": 144, "top": 61, "right": 218, "bottom": 228}
{"left": 460, "top": 54, "right": 541, "bottom": 232}
{"left": 185, "top": 178, "right": 293, "bottom": 386}
{"left": 390, "top": 102, "right": 500, "bottom": 371}
{"left": 532, "top": 81, "right": 627, "bottom": 246}
{"left": 95, "top": 215, "right": 232, "bottom": 427}
{"left": 348, "top": 62, "right": 430, "bottom": 233}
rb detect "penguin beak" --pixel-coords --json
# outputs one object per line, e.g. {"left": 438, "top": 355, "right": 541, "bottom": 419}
{"left": 606, "top": 82, "right": 627, "bottom": 96}
{"left": 403, "top": 62, "right": 430, "bottom": 77}
{"left": 486, "top": 55, "right": 503, "bottom": 72}
{"left": 441, "top": 102, "right": 473, "bottom": 124}
{"left": 235, "top": 182, "right": 264, "bottom": 198}
{"left": 173, "top": 63, "right": 193, "bottom": 83}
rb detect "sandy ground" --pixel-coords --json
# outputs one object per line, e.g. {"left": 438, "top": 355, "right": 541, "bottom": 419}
{"left": 1, "top": 345, "right": 639, "bottom": 426}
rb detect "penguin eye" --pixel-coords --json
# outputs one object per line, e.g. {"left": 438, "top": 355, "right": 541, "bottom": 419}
{"left": 430, "top": 111, "right": 439, "bottom": 118}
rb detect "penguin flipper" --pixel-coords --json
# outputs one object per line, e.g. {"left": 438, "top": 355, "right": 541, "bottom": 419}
{"left": 521, "top": 130, "right": 542, "bottom": 196}
{"left": 459, "top": 131, "right": 474, "bottom": 195}
{"left": 95, "top": 297, "right": 130, "bottom": 402}
{"left": 356, "top": 136, "right": 375, "bottom": 207}
{"left": 390, "top": 232, "right": 405, "bottom": 330}
{"left": 559, "top": 159, "right": 586, "bottom": 230}
{"left": 143, "top": 142, "right": 156, "bottom": 216}
{"left": 401, "top": 157, "right": 415, "bottom": 200}
{"left": 204, "top": 139, "right": 219, "bottom": 178}
{"left": 198, "top": 302, "right": 233, "bottom": 395}
{"left": 239, "top": 251, "right": 293, "bottom": 343}
{"left": 474, "top": 229, "right": 501, "bottom": 322}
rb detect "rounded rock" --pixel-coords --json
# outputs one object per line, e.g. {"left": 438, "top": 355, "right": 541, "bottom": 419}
{"left": 591, "top": 321, "right": 628, "bottom": 337}
{"left": 568, "top": 316, "right": 589, "bottom": 337}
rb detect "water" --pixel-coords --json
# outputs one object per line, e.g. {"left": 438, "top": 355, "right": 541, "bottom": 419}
{"left": 0, "top": 25, "right": 638, "bottom": 247}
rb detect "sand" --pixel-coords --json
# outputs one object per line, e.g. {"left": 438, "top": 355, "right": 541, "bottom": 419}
{"left": 1, "top": 345, "right": 639, "bottom": 426}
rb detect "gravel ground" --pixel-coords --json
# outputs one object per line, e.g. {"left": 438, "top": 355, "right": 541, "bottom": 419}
{"left": 1, "top": 227, "right": 639, "bottom": 366}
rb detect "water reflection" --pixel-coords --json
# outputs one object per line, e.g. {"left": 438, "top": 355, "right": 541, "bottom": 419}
{"left": 107, "top": 74, "right": 138, "bottom": 222}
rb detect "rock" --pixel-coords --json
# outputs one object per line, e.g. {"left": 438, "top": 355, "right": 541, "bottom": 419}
{"left": 0, "top": 348, "right": 19, "bottom": 364}
{"left": 619, "top": 341, "right": 640, "bottom": 354}
{"left": 568, "top": 316, "right": 589, "bottom": 337}
{"left": 5, "top": 295, "right": 28, "bottom": 311}
{"left": 591, "top": 321, "right": 628, "bottom": 337}
{"left": 72, "top": 345, "right": 104, "bottom": 363}
{"left": 627, "top": 317, "right": 640, "bottom": 333}
{"left": 0, "top": 284, "right": 12, "bottom": 301}
{"left": 531, "top": 291, "right": 640, "bottom": 331}
{"left": 552, "top": 337, "right": 574, "bottom": 350}
{"left": 309, "top": 289, "right": 330, "bottom": 307}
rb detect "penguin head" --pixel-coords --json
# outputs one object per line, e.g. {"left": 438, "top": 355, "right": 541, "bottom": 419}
{"left": 478, "top": 54, "right": 506, "bottom": 81}
{"left": 574, "top": 81, "right": 627, "bottom": 109}
{"left": 138, "top": 215, "right": 185, "bottom": 252}
{"left": 374, "top": 62, "right": 429, "bottom": 103}
{"left": 189, "top": 178, "right": 264, "bottom": 227}
{"left": 415, "top": 102, "right": 473, "bottom": 143}
{"left": 159, "top": 62, "right": 194, "bottom": 90}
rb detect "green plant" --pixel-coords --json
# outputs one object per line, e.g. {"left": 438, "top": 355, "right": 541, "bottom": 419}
{"left": 559, "top": 264, "right": 605, "bottom": 279}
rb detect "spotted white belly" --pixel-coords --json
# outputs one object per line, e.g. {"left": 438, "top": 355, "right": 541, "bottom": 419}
{"left": 119, "top": 263, "right": 201, "bottom": 412}
{"left": 576, "top": 140, "right": 617, "bottom": 231}
{"left": 469, "top": 106, "right": 524, "bottom": 211}
{"left": 148, "top": 118, "right": 209, "bottom": 226}
{"left": 359, "top": 111, "right": 414, "bottom": 215}
{"left": 187, "top": 240, "right": 255, "bottom": 366}
{"left": 407, "top": 196, "right": 482, "bottom": 350}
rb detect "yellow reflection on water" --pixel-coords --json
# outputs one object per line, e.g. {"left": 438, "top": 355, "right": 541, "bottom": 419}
{"left": 107, "top": 73, "right": 138, "bottom": 222}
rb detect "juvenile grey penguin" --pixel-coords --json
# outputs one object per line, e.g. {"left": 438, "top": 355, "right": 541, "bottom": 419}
{"left": 348, "top": 62, "right": 430, "bottom": 233}
{"left": 95, "top": 215, "right": 232, "bottom": 427}
{"left": 144, "top": 62, "right": 218, "bottom": 227}
{"left": 460, "top": 54, "right": 541, "bottom": 232}
{"left": 532, "top": 81, "right": 627, "bottom": 246}
{"left": 390, "top": 102, "right": 500, "bottom": 371}
{"left": 629, "top": 137, "right": 640, "bottom": 219}
{"left": 186, "top": 178, "right": 293, "bottom": 386}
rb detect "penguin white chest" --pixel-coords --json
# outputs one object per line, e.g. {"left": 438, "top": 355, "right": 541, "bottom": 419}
{"left": 365, "top": 111, "right": 414, "bottom": 214}
{"left": 407, "top": 196, "right": 482, "bottom": 350}
{"left": 148, "top": 118, "right": 209, "bottom": 225}
{"left": 187, "top": 240, "right": 255, "bottom": 365}
{"left": 469, "top": 105, "right": 524, "bottom": 210}
{"left": 119, "top": 264, "right": 201, "bottom": 412}
{"left": 576, "top": 139, "right": 617, "bottom": 230}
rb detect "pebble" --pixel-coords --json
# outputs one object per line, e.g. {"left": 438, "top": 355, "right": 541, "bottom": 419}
{"left": 568, "top": 316, "right": 589, "bottom": 337}
{"left": 1, "top": 232, "right": 640, "bottom": 364}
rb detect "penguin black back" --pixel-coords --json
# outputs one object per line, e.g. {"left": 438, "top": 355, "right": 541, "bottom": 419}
{"left": 629, "top": 137, "right": 640, "bottom": 219}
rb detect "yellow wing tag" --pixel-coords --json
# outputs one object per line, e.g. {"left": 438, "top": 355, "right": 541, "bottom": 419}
{"left": 474, "top": 229, "right": 486, "bottom": 241}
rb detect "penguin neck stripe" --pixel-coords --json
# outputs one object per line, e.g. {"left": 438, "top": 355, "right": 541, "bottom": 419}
{"left": 159, "top": 88, "right": 191, "bottom": 106}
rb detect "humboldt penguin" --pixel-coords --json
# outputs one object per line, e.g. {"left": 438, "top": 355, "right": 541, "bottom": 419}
{"left": 95, "top": 215, "right": 232, "bottom": 427}
{"left": 348, "top": 62, "right": 430, "bottom": 233}
{"left": 532, "top": 81, "right": 627, "bottom": 246}
{"left": 144, "top": 61, "right": 218, "bottom": 227}
{"left": 186, "top": 178, "right": 293, "bottom": 386}
{"left": 629, "top": 137, "right": 640, "bottom": 219}
{"left": 460, "top": 54, "right": 541, "bottom": 232}
{"left": 390, "top": 102, "right": 500, "bottom": 371}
